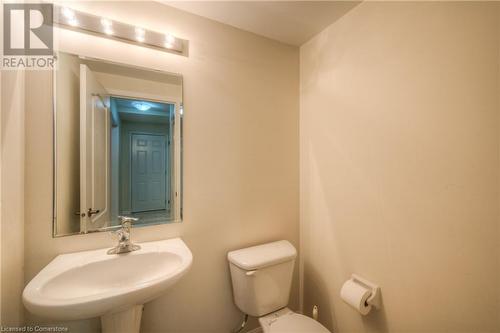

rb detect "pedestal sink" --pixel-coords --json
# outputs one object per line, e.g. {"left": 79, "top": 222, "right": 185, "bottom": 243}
{"left": 23, "top": 238, "right": 192, "bottom": 333}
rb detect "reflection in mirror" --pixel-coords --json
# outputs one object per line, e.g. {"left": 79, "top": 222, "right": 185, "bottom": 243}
{"left": 54, "top": 52, "right": 182, "bottom": 236}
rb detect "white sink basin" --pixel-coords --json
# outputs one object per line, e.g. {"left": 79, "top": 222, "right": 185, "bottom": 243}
{"left": 23, "top": 238, "right": 192, "bottom": 331}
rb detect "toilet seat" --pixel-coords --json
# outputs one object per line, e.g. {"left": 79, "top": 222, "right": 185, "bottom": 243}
{"left": 259, "top": 308, "right": 330, "bottom": 333}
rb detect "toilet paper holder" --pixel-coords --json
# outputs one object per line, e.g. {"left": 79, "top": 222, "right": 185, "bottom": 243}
{"left": 350, "top": 274, "right": 381, "bottom": 309}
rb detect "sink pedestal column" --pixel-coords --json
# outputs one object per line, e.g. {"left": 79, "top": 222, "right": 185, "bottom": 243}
{"left": 101, "top": 305, "right": 143, "bottom": 333}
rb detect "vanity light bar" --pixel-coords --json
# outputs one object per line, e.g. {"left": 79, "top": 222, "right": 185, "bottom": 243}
{"left": 53, "top": 6, "right": 188, "bottom": 56}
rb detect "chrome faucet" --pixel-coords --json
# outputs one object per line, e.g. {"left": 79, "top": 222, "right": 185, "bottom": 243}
{"left": 107, "top": 216, "right": 141, "bottom": 255}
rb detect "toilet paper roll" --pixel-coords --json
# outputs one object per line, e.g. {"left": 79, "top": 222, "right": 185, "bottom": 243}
{"left": 340, "top": 279, "right": 372, "bottom": 315}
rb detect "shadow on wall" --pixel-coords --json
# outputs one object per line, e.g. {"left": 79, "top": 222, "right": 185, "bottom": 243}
{"left": 303, "top": 262, "right": 389, "bottom": 333}
{"left": 303, "top": 261, "right": 336, "bottom": 330}
{"left": 361, "top": 295, "right": 388, "bottom": 333}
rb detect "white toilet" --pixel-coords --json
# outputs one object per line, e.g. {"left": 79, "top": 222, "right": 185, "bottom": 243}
{"left": 228, "top": 240, "right": 330, "bottom": 333}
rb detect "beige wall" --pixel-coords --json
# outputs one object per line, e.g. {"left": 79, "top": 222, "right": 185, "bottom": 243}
{"left": 93, "top": 72, "right": 182, "bottom": 105}
{"left": 300, "top": 2, "right": 500, "bottom": 332}
{"left": 1, "top": 70, "right": 26, "bottom": 325}
{"left": 24, "top": 1, "right": 299, "bottom": 332}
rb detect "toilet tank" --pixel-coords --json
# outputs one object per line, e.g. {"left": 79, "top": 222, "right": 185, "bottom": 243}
{"left": 227, "top": 240, "right": 297, "bottom": 317}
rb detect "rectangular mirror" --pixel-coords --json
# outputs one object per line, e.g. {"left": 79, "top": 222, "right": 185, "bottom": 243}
{"left": 54, "top": 52, "right": 183, "bottom": 236}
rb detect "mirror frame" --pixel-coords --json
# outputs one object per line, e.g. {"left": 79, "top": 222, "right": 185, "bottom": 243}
{"left": 52, "top": 52, "right": 183, "bottom": 237}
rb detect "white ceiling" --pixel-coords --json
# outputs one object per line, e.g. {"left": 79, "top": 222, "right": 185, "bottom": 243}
{"left": 162, "top": 1, "right": 360, "bottom": 46}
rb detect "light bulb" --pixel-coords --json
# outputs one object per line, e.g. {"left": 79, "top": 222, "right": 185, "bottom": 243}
{"left": 135, "top": 27, "right": 145, "bottom": 42}
{"left": 101, "top": 18, "right": 113, "bottom": 35}
{"left": 68, "top": 18, "right": 78, "bottom": 27}
{"left": 101, "top": 18, "right": 113, "bottom": 28}
{"left": 164, "top": 34, "right": 176, "bottom": 48}
{"left": 62, "top": 7, "right": 75, "bottom": 20}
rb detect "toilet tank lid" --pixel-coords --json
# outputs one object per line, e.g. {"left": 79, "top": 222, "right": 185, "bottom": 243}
{"left": 227, "top": 240, "right": 297, "bottom": 270}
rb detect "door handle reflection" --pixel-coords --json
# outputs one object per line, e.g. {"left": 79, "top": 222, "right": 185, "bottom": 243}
{"left": 87, "top": 208, "right": 100, "bottom": 217}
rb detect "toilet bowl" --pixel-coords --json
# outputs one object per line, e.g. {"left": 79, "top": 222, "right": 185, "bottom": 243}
{"left": 227, "top": 240, "right": 330, "bottom": 333}
{"left": 259, "top": 307, "right": 329, "bottom": 333}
